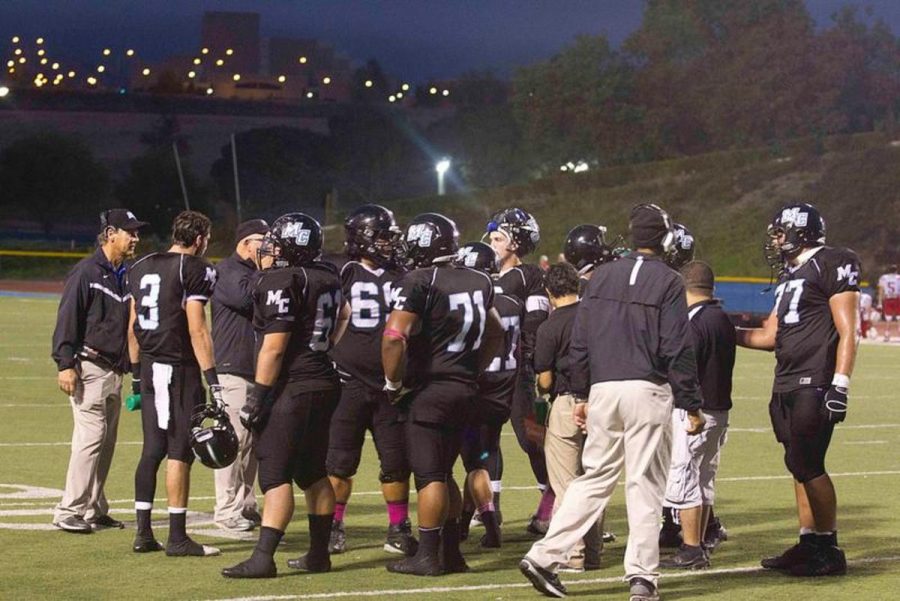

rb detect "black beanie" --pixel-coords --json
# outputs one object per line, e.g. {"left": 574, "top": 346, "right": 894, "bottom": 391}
{"left": 235, "top": 219, "right": 269, "bottom": 244}
{"left": 629, "top": 204, "right": 670, "bottom": 249}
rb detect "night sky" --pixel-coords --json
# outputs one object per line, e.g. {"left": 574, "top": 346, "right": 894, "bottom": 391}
{"left": 2, "top": 0, "right": 899, "bottom": 82}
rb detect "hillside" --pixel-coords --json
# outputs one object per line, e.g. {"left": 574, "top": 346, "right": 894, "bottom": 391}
{"left": 358, "top": 133, "right": 899, "bottom": 279}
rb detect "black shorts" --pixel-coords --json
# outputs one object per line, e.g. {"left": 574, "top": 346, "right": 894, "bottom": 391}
{"left": 256, "top": 384, "right": 340, "bottom": 493}
{"left": 407, "top": 420, "right": 464, "bottom": 488}
{"left": 460, "top": 421, "right": 504, "bottom": 473}
{"left": 326, "top": 379, "right": 408, "bottom": 481}
{"left": 140, "top": 359, "right": 205, "bottom": 463}
{"left": 769, "top": 387, "right": 835, "bottom": 483}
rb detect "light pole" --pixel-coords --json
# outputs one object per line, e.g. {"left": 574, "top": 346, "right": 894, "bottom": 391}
{"left": 435, "top": 158, "right": 451, "bottom": 196}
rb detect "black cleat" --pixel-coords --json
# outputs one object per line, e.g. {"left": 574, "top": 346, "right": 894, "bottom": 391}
{"left": 241, "top": 507, "right": 263, "bottom": 527}
{"left": 761, "top": 541, "right": 816, "bottom": 571}
{"left": 480, "top": 530, "right": 501, "bottom": 548}
{"left": 386, "top": 554, "right": 443, "bottom": 577}
{"left": 384, "top": 518, "right": 419, "bottom": 556}
{"left": 286, "top": 552, "right": 331, "bottom": 573}
{"left": 329, "top": 519, "right": 347, "bottom": 554}
{"left": 658, "top": 525, "right": 682, "bottom": 549}
{"left": 789, "top": 545, "right": 847, "bottom": 577}
{"left": 441, "top": 553, "right": 470, "bottom": 574}
{"left": 660, "top": 544, "right": 710, "bottom": 570}
{"left": 221, "top": 556, "right": 277, "bottom": 579}
{"left": 133, "top": 534, "right": 164, "bottom": 553}
{"left": 526, "top": 515, "right": 549, "bottom": 537}
{"left": 53, "top": 515, "right": 93, "bottom": 534}
{"left": 519, "top": 557, "right": 566, "bottom": 598}
{"left": 90, "top": 515, "right": 125, "bottom": 530}
{"left": 165, "top": 536, "right": 221, "bottom": 557}
{"left": 703, "top": 517, "right": 727, "bottom": 550}
{"left": 629, "top": 577, "right": 660, "bottom": 601}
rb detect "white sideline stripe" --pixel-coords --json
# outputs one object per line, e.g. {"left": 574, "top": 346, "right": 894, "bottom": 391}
{"left": 204, "top": 555, "right": 900, "bottom": 601}
{"left": 845, "top": 440, "right": 888, "bottom": 445}
{"left": 5, "top": 470, "right": 899, "bottom": 509}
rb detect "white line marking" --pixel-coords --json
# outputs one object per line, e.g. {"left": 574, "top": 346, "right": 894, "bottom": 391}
{"left": 845, "top": 440, "right": 888, "bottom": 445}
{"left": 203, "top": 555, "right": 900, "bottom": 601}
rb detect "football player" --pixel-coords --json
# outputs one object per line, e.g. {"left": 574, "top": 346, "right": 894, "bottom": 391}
{"left": 484, "top": 207, "right": 553, "bottom": 534}
{"left": 222, "top": 213, "right": 350, "bottom": 578}
{"left": 382, "top": 213, "right": 504, "bottom": 576}
{"left": 737, "top": 202, "right": 860, "bottom": 577}
{"left": 876, "top": 264, "right": 899, "bottom": 342}
{"left": 455, "top": 242, "right": 524, "bottom": 548}
{"left": 665, "top": 223, "right": 696, "bottom": 271}
{"left": 128, "top": 210, "right": 222, "bottom": 557}
{"left": 325, "top": 204, "right": 417, "bottom": 556}
{"left": 563, "top": 224, "right": 615, "bottom": 280}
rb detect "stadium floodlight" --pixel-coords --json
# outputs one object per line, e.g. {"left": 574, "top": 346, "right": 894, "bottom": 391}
{"left": 401, "top": 83, "right": 410, "bottom": 91}
{"left": 435, "top": 158, "right": 451, "bottom": 196}
{"left": 0, "top": 86, "right": 10, "bottom": 98}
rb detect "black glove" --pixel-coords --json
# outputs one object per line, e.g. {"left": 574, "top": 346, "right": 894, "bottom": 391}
{"left": 824, "top": 385, "right": 848, "bottom": 424}
{"left": 240, "top": 384, "right": 272, "bottom": 431}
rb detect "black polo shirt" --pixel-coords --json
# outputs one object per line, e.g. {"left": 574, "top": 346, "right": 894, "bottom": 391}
{"left": 687, "top": 299, "right": 736, "bottom": 411}
{"left": 534, "top": 302, "right": 579, "bottom": 397}
{"left": 212, "top": 253, "right": 259, "bottom": 379}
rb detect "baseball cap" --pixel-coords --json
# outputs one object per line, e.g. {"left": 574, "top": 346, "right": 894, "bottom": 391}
{"left": 102, "top": 209, "right": 148, "bottom": 231}
{"left": 235, "top": 219, "right": 269, "bottom": 243}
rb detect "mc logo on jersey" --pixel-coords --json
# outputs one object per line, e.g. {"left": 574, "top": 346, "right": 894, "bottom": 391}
{"left": 836, "top": 264, "right": 859, "bottom": 286}
{"left": 781, "top": 207, "right": 808, "bottom": 227}
{"left": 205, "top": 267, "right": 218, "bottom": 285}
{"left": 267, "top": 289, "right": 290, "bottom": 313}
{"left": 282, "top": 222, "right": 311, "bottom": 246}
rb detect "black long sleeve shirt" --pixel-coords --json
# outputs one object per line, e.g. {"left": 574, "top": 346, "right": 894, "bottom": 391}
{"left": 51, "top": 247, "right": 131, "bottom": 373}
{"left": 211, "top": 253, "right": 259, "bottom": 379}
{"left": 688, "top": 299, "right": 736, "bottom": 411}
{"left": 569, "top": 252, "right": 701, "bottom": 411}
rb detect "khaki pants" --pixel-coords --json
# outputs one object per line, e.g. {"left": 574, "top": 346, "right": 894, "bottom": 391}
{"left": 528, "top": 380, "right": 673, "bottom": 587}
{"left": 53, "top": 360, "right": 122, "bottom": 522}
{"left": 213, "top": 374, "right": 258, "bottom": 523}
{"left": 544, "top": 393, "right": 603, "bottom": 565}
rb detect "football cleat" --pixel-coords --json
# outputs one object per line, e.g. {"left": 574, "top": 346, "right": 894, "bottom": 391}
{"left": 53, "top": 515, "right": 93, "bottom": 534}
{"left": 526, "top": 514, "right": 549, "bottom": 537}
{"left": 384, "top": 518, "right": 418, "bottom": 556}
{"left": 221, "top": 556, "right": 277, "bottom": 579}
{"left": 519, "top": 557, "right": 567, "bottom": 598}
{"left": 789, "top": 545, "right": 847, "bottom": 577}
{"left": 165, "top": 537, "right": 221, "bottom": 557}
{"left": 286, "top": 552, "right": 331, "bottom": 573}
{"left": 89, "top": 515, "right": 125, "bottom": 530}
{"left": 660, "top": 544, "right": 710, "bottom": 570}
{"left": 703, "top": 516, "right": 728, "bottom": 550}
{"left": 386, "top": 554, "right": 443, "bottom": 577}
{"left": 133, "top": 534, "right": 164, "bottom": 553}
{"left": 329, "top": 519, "right": 347, "bottom": 554}
{"left": 761, "top": 541, "right": 817, "bottom": 571}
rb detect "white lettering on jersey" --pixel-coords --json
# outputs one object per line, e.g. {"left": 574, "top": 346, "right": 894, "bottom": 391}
{"left": 205, "top": 267, "right": 218, "bottom": 285}
{"left": 267, "top": 289, "right": 290, "bottom": 314}
{"left": 836, "top": 264, "right": 858, "bottom": 286}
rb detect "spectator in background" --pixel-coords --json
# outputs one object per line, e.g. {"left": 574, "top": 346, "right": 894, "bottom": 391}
{"left": 51, "top": 209, "right": 147, "bottom": 533}
{"left": 858, "top": 290, "right": 873, "bottom": 340}
{"left": 660, "top": 261, "right": 736, "bottom": 569}
{"left": 210, "top": 219, "right": 268, "bottom": 531}
{"left": 877, "top": 264, "right": 899, "bottom": 342}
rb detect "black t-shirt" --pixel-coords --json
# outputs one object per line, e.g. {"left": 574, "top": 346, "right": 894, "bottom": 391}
{"left": 329, "top": 260, "right": 404, "bottom": 390}
{"left": 687, "top": 299, "right": 736, "bottom": 411}
{"left": 129, "top": 252, "right": 216, "bottom": 365}
{"left": 253, "top": 262, "right": 343, "bottom": 391}
{"left": 773, "top": 246, "right": 861, "bottom": 392}
{"left": 494, "top": 263, "right": 549, "bottom": 360}
{"left": 393, "top": 262, "right": 495, "bottom": 387}
{"left": 479, "top": 293, "right": 524, "bottom": 410}
{"left": 534, "top": 302, "right": 579, "bottom": 396}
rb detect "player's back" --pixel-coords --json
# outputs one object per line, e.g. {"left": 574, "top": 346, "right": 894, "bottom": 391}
{"left": 130, "top": 252, "right": 215, "bottom": 365}
{"left": 479, "top": 293, "right": 523, "bottom": 406}
{"left": 395, "top": 263, "right": 495, "bottom": 384}
{"left": 253, "top": 261, "right": 343, "bottom": 392}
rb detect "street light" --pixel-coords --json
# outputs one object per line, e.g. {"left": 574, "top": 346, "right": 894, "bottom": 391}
{"left": 0, "top": 86, "right": 10, "bottom": 98}
{"left": 435, "top": 158, "right": 451, "bottom": 196}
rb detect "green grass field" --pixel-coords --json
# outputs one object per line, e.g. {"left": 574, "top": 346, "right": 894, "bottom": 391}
{"left": 0, "top": 295, "right": 898, "bottom": 600}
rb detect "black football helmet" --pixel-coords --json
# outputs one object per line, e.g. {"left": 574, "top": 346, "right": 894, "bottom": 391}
{"left": 564, "top": 224, "right": 614, "bottom": 275}
{"left": 404, "top": 212, "right": 459, "bottom": 269}
{"left": 485, "top": 207, "right": 540, "bottom": 257}
{"left": 765, "top": 202, "right": 826, "bottom": 270}
{"left": 665, "top": 223, "right": 696, "bottom": 270}
{"left": 259, "top": 212, "right": 323, "bottom": 268}
{"left": 344, "top": 204, "right": 403, "bottom": 268}
{"left": 190, "top": 402, "right": 239, "bottom": 470}
{"left": 454, "top": 241, "right": 499, "bottom": 274}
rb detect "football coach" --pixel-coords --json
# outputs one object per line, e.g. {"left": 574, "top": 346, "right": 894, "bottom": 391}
{"left": 520, "top": 204, "right": 704, "bottom": 601}
{"left": 51, "top": 209, "right": 147, "bottom": 533}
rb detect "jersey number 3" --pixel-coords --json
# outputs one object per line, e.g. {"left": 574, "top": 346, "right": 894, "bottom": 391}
{"left": 138, "top": 273, "right": 161, "bottom": 330}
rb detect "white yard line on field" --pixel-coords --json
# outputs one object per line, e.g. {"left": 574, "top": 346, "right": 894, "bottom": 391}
{"left": 202, "top": 556, "right": 900, "bottom": 601}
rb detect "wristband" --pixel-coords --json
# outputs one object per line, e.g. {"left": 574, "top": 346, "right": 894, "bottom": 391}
{"left": 384, "top": 377, "right": 403, "bottom": 392}
{"left": 384, "top": 327, "right": 408, "bottom": 342}
{"left": 131, "top": 362, "right": 141, "bottom": 380}
{"left": 831, "top": 373, "right": 850, "bottom": 389}
{"left": 203, "top": 368, "right": 220, "bottom": 387}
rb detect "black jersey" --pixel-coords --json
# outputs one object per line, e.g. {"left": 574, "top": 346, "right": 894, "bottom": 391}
{"left": 687, "top": 299, "right": 736, "bottom": 411}
{"left": 253, "top": 262, "right": 343, "bottom": 392}
{"left": 534, "top": 302, "right": 579, "bottom": 396}
{"left": 479, "top": 293, "right": 524, "bottom": 409}
{"left": 773, "top": 246, "right": 861, "bottom": 392}
{"left": 329, "top": 260, "right": 404, "bottom": 390}
{"left": 494, "top": 263, "right": 549, "bottom": 359}
{"left": 393, "top": 263, "right": 495, "bottom": 384}
{"left": 129, "top": 252, "right": 216, "bottom": 365}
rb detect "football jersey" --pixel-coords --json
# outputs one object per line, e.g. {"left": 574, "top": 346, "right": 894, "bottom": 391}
{"left": 393, "top": 263, "right": 495, "bottom": 384}
{"left": 494, "top": 263, "right": 549, "bottom": 359}
{"left": 129, "top": 252, "right": 216, "bottom": 365}
{"left": 479, "top": 293, "right": 524, "bottom": 409}
{"left": 773, "top": 246, "right": 861, "bottom": 392}
{"left": 878, "top": 272, "right": 900, "bottom": 299}
{"left": 329, "top": 260, "right": 404, "bottom": 390}
{"left": 253, "top": 262, "right": 343, "bottom": 391}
